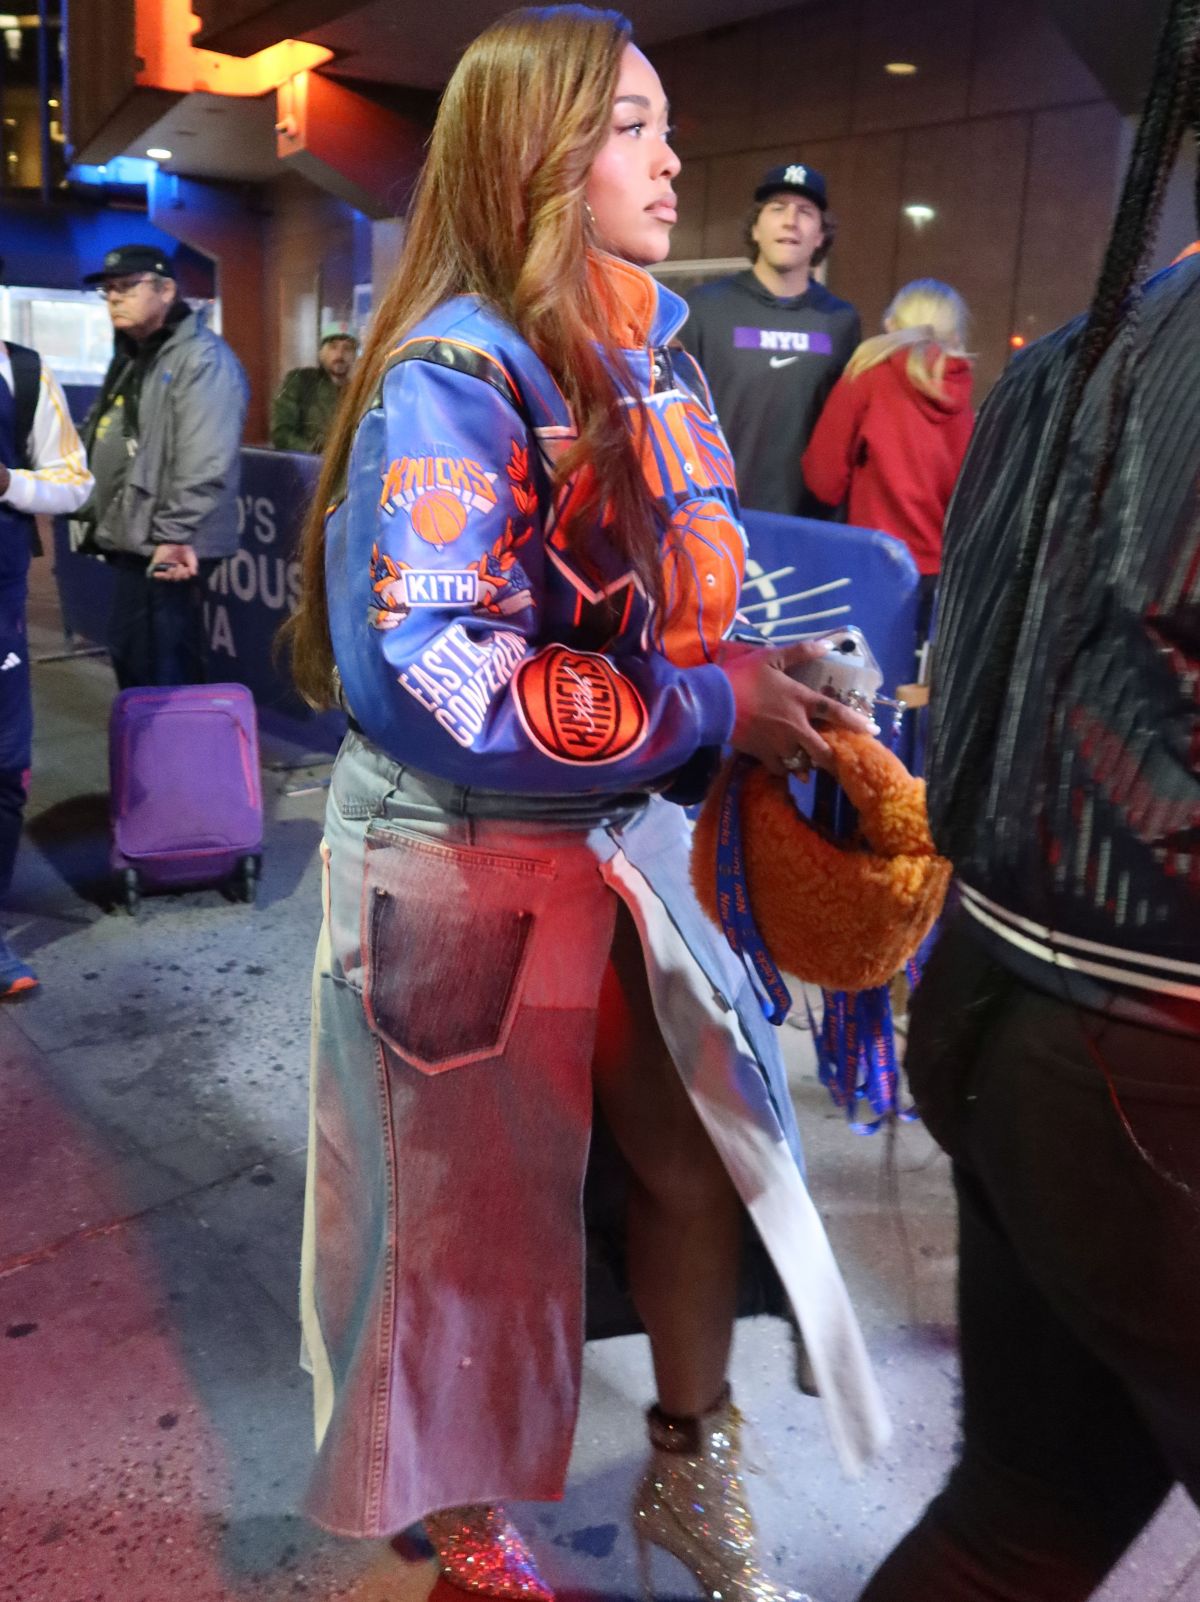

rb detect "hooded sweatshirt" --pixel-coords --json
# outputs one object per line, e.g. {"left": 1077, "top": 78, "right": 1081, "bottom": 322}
{"left": 802, "top": 347, "right": 975, "bottom": 574}
{"left": 680, "top": 271, "right": 860, "bottom": 516}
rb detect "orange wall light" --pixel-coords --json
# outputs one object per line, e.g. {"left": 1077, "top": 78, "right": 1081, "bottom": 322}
{"left": 136, "top": 0, "right": 333, "bottom": 97}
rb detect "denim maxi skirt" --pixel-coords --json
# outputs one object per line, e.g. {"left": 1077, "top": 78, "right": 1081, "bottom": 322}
{"left": 300, "top": 730, "right": 890, "bottom": 1538}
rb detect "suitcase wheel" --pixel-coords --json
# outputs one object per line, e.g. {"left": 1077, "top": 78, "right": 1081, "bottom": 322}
{"left": 122, "top": 868, "right": 141, "bottom": 916}
{"left": 238, "top": 854, "right": 260, "bottom": 905}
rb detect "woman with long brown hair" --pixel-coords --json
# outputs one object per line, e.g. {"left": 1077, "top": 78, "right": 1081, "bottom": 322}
{"left": 289, "top": 8, "right": 888, "bottom": 1598}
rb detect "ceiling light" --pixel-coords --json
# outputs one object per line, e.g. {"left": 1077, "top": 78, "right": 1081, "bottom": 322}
{"left": 146, "top": 147, "right": 173, "bottom": 161}
{"left": 903, "top": 203, "right": 936, "bottom": 227}
{"left": 885, "top": 62, "right": 918, "bottom": 76}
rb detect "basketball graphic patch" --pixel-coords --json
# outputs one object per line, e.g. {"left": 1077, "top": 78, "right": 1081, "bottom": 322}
{"left": 380, "top": 452, "right": 499, "bottom": 546}
{"left": 409, "top": 488, "right": 469, "bottom": 546}
{"left": 515, "top": 646, "right": 648, "bottom": 765}
{"left": 657, "top": 498, "right": 745, "bottom": 668}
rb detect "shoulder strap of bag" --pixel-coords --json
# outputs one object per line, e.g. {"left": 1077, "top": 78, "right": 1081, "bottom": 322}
{"left": 7, "top": 342, "right": 41, "bottom": 470}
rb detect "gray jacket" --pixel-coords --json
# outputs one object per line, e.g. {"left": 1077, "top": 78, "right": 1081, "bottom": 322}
{"left": 89, "top": 310, "right": 249, "bottom": 560}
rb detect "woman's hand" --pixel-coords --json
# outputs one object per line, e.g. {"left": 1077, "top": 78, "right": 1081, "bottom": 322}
{"left": 719, "top": 637, "right": 873, "bottom": 775}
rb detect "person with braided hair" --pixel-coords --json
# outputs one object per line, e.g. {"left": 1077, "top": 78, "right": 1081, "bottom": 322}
{"left": 860, "top": 3, "right": 1200, "bottom": 1597}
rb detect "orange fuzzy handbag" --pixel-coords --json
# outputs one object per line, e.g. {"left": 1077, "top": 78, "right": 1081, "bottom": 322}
{"left": 692, "top": 728, "right": 951, "bottom": 995}
{"left": 691, "top": 631, "right": 952, "bottom": 1131}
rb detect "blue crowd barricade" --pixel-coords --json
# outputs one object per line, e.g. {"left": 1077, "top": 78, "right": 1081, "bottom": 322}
{"left": 49, "top": 469, "right": 923, "bottom": 764}
{"left": 740, "top": 510, "right": 923, "bottom": 767}
{"left": 51, "top": 446, "right": 346, "bottom": 752}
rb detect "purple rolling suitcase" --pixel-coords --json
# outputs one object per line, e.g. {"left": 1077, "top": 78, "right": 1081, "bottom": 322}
{"left": 109, "top": 683, "right": 263, "bottom": 912}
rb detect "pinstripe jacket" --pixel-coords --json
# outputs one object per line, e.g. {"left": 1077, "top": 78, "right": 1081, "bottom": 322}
{"left": 927, "top": 256, "right": 1200, "bottom": 1014}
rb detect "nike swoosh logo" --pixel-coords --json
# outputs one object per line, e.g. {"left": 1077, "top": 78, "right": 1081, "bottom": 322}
{"left": 768, "top": 355, "right": 801, "bottom": 369}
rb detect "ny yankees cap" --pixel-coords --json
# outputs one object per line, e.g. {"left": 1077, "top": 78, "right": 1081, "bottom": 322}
{"left": 754, "top": 163, "right": 828, "bottom": 210}
{"left": 82, "top": 244, "right": 176, "bottom": 285}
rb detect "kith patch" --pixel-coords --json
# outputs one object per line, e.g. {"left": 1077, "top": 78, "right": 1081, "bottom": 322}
{"left": 733, "top": 328, "right": 834, "bottom": 355}
{"left": 398, "top": 570, "right": 480, "bottom": 606}
{"left": 514, "top": 646, "right": 648, "bottom": 765}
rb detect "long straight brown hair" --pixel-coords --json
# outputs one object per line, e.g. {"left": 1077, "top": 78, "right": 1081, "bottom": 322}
{"left": 286, "top": 4, "right": 666, "bottom": 708}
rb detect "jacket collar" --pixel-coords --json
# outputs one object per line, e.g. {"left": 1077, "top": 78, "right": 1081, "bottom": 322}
{"left": 115, "top": 302, "right": 194, "bottom": 364}
{"left": 587, "top": 250, "right": 687, "bottom": 350}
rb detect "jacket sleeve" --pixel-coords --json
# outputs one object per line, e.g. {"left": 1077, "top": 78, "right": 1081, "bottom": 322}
{"left": 802, "top": 371, "right": 869, "bottom": 509}
{"left": 151, "top": 347, "right": 249, "bottom": 546}
{"left": 271, "top": 370, "right": 308, "bottom": 452}
{"left": 333, "top": 355, "right": 736, "bottom": 794}
{"left": 2, "top": 364, "right": 94, "bottom": 517}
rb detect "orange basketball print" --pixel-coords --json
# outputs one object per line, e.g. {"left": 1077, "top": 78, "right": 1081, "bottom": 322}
{"left": 410, "top": 488, "right": 469, "bottom": 547}
{"left": 515, "top": 646, "right": 648, "bottom": 764}
{"left": 657, "top": 498, "right": 745, "bottom": 667}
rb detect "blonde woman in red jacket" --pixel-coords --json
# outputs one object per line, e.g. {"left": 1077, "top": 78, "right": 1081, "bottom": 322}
{"left": 802, "top": 280, "right": 974, "bottom": 630}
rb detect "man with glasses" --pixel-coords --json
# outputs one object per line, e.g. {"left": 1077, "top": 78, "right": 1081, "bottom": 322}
{"left": 78, "top": 245, "right": 248, "bottom": 688}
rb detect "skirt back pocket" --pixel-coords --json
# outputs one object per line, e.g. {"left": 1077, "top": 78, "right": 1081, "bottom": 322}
{"left": 362, "top": 823, "right": 554, "bottom": 1074}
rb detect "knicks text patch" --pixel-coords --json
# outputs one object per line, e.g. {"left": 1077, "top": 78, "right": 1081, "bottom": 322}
{"left": 514, "top": 646, "right": 648, "bottom": 765}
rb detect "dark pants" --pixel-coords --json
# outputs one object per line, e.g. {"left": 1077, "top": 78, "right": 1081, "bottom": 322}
{"left": 0, "top": 581, "right": 32, "bottom": 907}
{"left": 106, "top": 554, "right": 217, "bottom": 690}
{"left": 862, "top": 916, "right": 1200, "bottom": 1602}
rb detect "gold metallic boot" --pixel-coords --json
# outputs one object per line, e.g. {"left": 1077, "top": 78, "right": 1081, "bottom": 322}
{"left": 632, "top": 1389, "right": 816, "bottom": 1602}
{"left": 424, "top": 1504, "right": 554, "bottom": 1602}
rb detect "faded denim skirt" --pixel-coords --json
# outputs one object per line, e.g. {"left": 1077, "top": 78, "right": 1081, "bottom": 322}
{"left": 300, "top": 729, "right": 888, "bottom": 1538}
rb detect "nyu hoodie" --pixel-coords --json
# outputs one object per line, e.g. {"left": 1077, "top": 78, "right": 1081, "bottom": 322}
{"left": 802, "top": 347, "right": 975, "bottom": 574}
{"left": 681, "top": 271, "right": 860, "bottom": 516}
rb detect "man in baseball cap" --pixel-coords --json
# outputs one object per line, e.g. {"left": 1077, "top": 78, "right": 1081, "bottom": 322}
{"left": 76, "top": 242, "right": 248, "bottom": 687}
{"left": 679, "top": 161, "right": 860, "bottom": 516}
{"left": 270, "top": 325, "right": 360, "bottom": 455}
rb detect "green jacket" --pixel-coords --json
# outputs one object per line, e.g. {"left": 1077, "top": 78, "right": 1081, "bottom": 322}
{"left": 270, "top": 366, "right": 341, "bottom": 454}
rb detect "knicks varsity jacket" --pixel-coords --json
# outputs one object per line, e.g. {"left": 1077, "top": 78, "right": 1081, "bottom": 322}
{"left": 326, "top": 253, "right": 747, "bottom": 796}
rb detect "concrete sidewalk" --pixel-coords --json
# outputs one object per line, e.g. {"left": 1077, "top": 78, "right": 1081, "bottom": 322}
{"left": 1, "top": 621, "right": 1197, "bottom": 1601}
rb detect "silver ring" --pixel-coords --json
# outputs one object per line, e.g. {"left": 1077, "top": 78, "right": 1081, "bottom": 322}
{"left": 782, "top": 751, "right": 806, "bottom": 772}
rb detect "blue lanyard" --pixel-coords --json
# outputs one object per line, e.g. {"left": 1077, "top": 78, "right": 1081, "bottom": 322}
{"left": 714, "top": 756, "right": 793, "bottom": 1025}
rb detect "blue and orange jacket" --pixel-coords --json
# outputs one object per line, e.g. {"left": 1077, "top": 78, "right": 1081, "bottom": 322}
{"left": 326, "top": 253, "right": 747, "bottom": 795}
